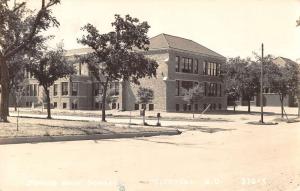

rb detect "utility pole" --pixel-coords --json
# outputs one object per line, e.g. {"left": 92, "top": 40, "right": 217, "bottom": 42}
{"left": 260, "top": 43, "right": 264, "bottom": 123}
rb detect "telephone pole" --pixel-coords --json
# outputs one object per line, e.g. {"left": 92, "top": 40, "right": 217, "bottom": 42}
{"left": 260, "top": 43, "right": 264, "bottom": 123}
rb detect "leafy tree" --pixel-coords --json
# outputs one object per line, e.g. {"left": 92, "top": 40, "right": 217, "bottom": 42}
{"left": 0, "top": 0, "right": 60, "bottom": 122}
{"left": 225, "top": 87, "right": 239, "bottom": 112}
{"left": 77, "top": 14, "right": 158, "bottom": 122}
{"left": 14, "top": 80, "right": 26, "bottom": 131}
{"left": 182, "top": 84, "right": 205, "bottom": 118}
{"left": 225, "top": 57, "right": 260, "bottom": 113}
{"left": 27, "top": 45, "right": 75, "bottom": 119}
{"left": 267, "top": 60, "right": 299, "bottom": 118}
{"left": 137, "top": 87, "right": 154, "bottom": 125}
{"left": 8, "top": 55, "right": 26, "bottom": 112}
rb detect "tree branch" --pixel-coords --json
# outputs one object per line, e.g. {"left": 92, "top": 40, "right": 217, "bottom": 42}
{"left": 12, "top": 2, "right": 26, "bottom": 12}
{"left": 4, "top": 0, "right": 59, "bottom": 59}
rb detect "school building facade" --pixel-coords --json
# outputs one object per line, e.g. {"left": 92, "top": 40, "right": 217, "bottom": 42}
{"left": 18, "top": 33, "right": 227, "bottom": 112}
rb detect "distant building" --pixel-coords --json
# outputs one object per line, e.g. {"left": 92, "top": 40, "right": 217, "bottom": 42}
{"left": 16, "top": 33, "right": 227, "bottom": 112}
{"left": 258, "top": 57, "right": 299, "bottom": 107}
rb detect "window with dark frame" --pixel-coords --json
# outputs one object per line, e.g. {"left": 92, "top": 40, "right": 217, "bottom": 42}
{"left": 195, "top": 104, "right": 198, "bottom": 111}
{"left": 53, "top": 84, "right": 58, "bottom": 96}
{"left": 72, "top": 103, "right": 78, "bottom": 109}
{"left": 134, "top": 104, "right": 139, "bottom": 110}
{"left": 142, "top": 104, "right": 146, "bottom": 110}
{"left": 33, "top": 84, "right": 37, "bottom": 96}
{"left": 61, "top": 82, "right": 68, "bottom": 96}
{"left": 181, "top": 57, "right": 193, "bottom": 73}
{"left": 175, "top": 56, "right": 180, "bottom": 72}
{"left": 95, "top": 102, "right": 99, "bottom": 110}
{"left": 114, "top": 82, "right": 119, "bottom": 96}
{"left": 175, "top": 80, "right": 180, "bottom": 96}
{"left": 194, "top": 59, "right": 198, "bottom": 74}
{"left": 29, "top": 85, "right": 33, "bottom": 96}
{"left": 149, "top": 104, "right": 154, "bottom": 111}
{"left": 176, "top": 104, "right": 179, "bottom": 111}
{"left": 181, "top": 81, "right": 194, "bottom": 95}
{"left": 188, "top": 104, "right": 192, "bottom": 111}
{"left": 183, "top": 104, "right": 187, "bottom": 111}
{"left": 72, "top": 82, "right": 79, "bottom": 96}
{"left": 203, "top": 61, "right": 208, "bottom": 75}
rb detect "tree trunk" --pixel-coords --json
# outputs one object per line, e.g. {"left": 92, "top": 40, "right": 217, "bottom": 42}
{"left": 6, "top": 93, "right": 9, "bottom": 116}
{"left": 280, "top": 94, "right": 284, "bottom": 118}
{"left": 247, "top": 99, "right": 251, "bottom": 113}
{"left": 44, "top": 87, "right": 51, "bottom": 119}
{"left": 143, "top": 108, "right": 146, "bottom": 125}
{"left": 14, "top": 91, "right": 17, "bottom": 111}
{"left": 192, "top": 104, "right": 195, "bottom": 118}
{"left": 101, "top": 79, "right": 109, "bottom": 122}
{"left": 233, "top": 103, "right": 236, "bottom": 112}
{"left": 0, "top": 58, "right": 9, "bottom": 122}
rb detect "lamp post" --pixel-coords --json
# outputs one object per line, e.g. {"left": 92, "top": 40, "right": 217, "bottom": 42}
{"left": 260, "top": 43, "right": 264, "bottom": 123}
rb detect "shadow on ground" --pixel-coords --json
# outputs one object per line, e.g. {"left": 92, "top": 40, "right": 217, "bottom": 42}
{"left": 179, "top": 126, "right": 235, "bottom": 133}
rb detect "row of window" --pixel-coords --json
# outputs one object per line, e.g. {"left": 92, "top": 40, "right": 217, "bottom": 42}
{"left": 94, "top": 102, "right": 120, "bottom": 110}
{"left": 24, "top": 71, "right": 34, "bottom": 79}
{"left": 53, "top": 82, "right": 78, "bottom": 96}
{"left": 175, "top": 103, "right": 222, "bottom": 111}
{"left": 26, "top": 84, "right": 38, "bottom": 97}
{"left": 175, "top": 56, "right": 221, "bottom": 76}
{"left": 134, "top": 103, "right": 154, "bottom": 111}
{"left": 94, "top": 82, "right": 120, "bottom": 96}
{"left": 175, "top": 80, "right": 222, "bottom": 97}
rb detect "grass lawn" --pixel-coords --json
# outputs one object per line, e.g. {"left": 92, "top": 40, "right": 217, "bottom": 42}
{"left": 0, "top": 116, "right": 171, "bottom": 138}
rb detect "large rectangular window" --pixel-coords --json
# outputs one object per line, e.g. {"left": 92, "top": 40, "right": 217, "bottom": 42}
{"left": 194, "top": 59, "right": 198, "bottom": 74}
{"left": 181, "top": 81, "right": 194, "bottom": 95}
{"left": 29, "top": 85, "right": 33, "bottom": 96}
{"left": 94, "top": 83, "right": 104, "bottom": 96}
{"left": 72, "top": 82, "right": 79, "bottom": 96}
{"left": 33, "top": 84, "right": 37, "bottom": 96}
{"left": 53, "top": 84, "right": 58, "bottom": 96}
{"left": 216, "top": 63, "right": 220, "bottom": 76}
{"left": 149, "top": 104, "right": 154, "bottom": 111}
{"left": 188, "top": 58, "right": 193, "bottom": 73}
{"left": 175, "top": 56, "right": 180, "bottom": 72}
{"left": 61, "top": 82, "right": 68, "bottom": 96}
{"left": 110, "top": 82, "right": 119, "bottom": 96}
{"left": 176, "top": 104, "right": 179, "bottom": 111}
{"left": 208, "top": 83, "right": 218, "bottom": 96}
{"left": 181, "top": 58, "right": 193, "bottom": 73}
{"left": 175, "top": 80, "right": 180, "bottom": 96}
{"left": 26, "top": 85, "right": 30, "bottom": 96}
{"left": 203, "top": 61, "right": 208, "bottom": 75}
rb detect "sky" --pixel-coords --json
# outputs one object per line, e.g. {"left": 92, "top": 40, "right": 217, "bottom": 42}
{"left": 24, "top": 0, "right": 300, "bottom": 60}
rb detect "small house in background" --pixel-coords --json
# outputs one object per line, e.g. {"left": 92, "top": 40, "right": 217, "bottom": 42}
{"left": 260, "top": 57, "right": 299, "bottom": 107}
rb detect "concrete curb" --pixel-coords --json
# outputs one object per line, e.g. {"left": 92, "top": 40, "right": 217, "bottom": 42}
{"left": 0, "top": 130, "right": 182, "bottom": 145}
